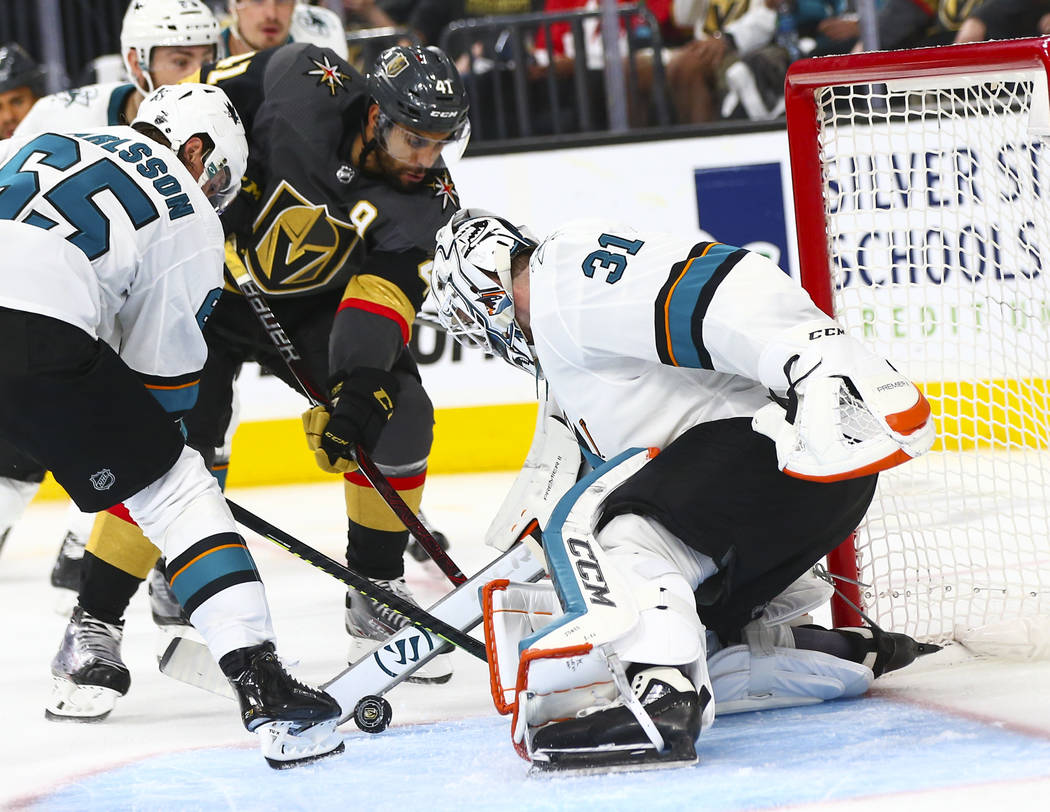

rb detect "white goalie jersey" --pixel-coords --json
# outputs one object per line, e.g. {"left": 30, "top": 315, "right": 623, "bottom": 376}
{"left": 528, "top": 219, "right": 834, "bottom": 460}
{"left": 0, "top": 126, "right": 224, "bottom": 412}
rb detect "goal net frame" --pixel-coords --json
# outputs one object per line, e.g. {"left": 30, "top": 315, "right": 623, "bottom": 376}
{"left": 785, "top": 37, "right": 1050, "bottom": 649}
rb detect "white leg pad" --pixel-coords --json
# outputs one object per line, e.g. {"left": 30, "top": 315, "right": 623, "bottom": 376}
{"left": 709, "top": 644, "right": 873, "bottom": 714}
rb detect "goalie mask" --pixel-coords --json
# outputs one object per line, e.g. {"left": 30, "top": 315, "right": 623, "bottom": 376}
{"left": 132, "top": 83, "right": 247, "bottom": 214}
{"left": 433, "top": 208, "right": 539, "bottom": 376}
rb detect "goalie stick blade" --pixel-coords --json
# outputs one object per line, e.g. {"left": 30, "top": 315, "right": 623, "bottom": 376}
{"left": 529, "top": 738, "right": 699, "bottom": 777}
{"left": 324, "top": 543, "right": 545, "bottom": 724}
{"left": 158, "top": 636, "right": 236, "bottom": 700}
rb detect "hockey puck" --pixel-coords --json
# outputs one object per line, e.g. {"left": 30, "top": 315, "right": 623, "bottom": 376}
{"left": 353, "top": 695, "right": 393, "bottom": 734}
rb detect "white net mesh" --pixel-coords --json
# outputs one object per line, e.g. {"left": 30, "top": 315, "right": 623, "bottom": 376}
{"left": 813, "top": 68, "right": 1050, "bottom": 645}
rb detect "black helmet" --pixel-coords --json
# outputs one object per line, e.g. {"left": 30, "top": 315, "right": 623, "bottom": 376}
{"left": 367, "top": 46, "right": 469, "bottom": 136}
{"left": 0, "top": 43, "right": 45, "bottom": 97}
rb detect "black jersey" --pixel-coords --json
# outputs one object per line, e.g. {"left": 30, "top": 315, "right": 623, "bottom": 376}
{"left": 195, "top": 43, "right": 460, "bottom": 312}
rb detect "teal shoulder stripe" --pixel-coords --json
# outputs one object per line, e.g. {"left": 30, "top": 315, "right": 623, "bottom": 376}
{"left": 665, "top": 243, "right": 738, "bottom": 369}
{"left": 147, "top": 382, "right": 199, "bottom": 415}
{"left": 107, "top": 84, "right": 137, "bottom": 126}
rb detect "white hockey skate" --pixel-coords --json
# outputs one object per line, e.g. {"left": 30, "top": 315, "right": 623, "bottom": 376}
{"left": 46, "top": 607, "right": 131, "bottom": 722}
{"left": 224, "top": 642, "right": 344, "bottom": 769}
{"left": 528, "top": 664, "right": 707, "bottom": 775}
{"left": 345, "top": 576, "right": 452, "bottom": 684}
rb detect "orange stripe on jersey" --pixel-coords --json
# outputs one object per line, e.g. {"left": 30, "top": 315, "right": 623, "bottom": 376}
{"left": 660, "top": 242, "right": 722, "bottom": 367}
{"left": 144, "top": 379, "right": 199, "bottom": 391}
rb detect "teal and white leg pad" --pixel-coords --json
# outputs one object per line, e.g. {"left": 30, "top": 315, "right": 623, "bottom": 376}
{"left": 483, "top": 448, "right": 714, "bottom": 772}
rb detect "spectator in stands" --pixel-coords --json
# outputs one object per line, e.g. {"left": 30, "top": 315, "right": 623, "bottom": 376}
{"left": 954, "top": 0, "right": 1050, "bottom": 43}
{"left": 220, "top": 0, "right": 348, "bottom": 58}
{"left": 810, "top": 1, "right": 883, "bottom": 56}
{"left": 718, "top": 1, "right": 884, "bottom": 121}
{"left": 404, "top": 0, "right": 537, "bottom": 50}
{"left": 850, "top": 0, "right": 978, "bottom": 53}
{"left": 669, "top": 0, "right": 779, "bottom": 123}
{"left": 0, "top": 43, "right": 44, "bottom": 139}
{"left": 343, "top": 0, "right": 399, "bottom": 30}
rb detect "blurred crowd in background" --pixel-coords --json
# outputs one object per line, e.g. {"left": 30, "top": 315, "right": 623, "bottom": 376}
{"left": 3, "top": 0, "right": 1050, "bottom": 145}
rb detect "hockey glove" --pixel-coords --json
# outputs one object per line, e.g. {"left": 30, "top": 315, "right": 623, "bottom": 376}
{"left": 303, "top": 406, "right": 350, "bottom": 474}
{"left": 752, "top": 331, "right": 934, "bottom": 481}
{"left": 320, "top": 367, "right": 400, "bottom": 465}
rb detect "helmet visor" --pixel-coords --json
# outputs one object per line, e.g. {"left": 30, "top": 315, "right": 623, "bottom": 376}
{"left": 376, "top": 112, "right": 471, "bottom": 168}
{"left": 199, "top": 162, "right": 239, "bottom": 214}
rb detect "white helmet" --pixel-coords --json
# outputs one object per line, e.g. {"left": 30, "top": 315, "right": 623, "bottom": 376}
{"left": 121, "top": 0, "right": 220, "bottom": 93}
{"left": 132, "top": 83, "right": 248, "bottom": 214}
{"left": 432, "top": 208, "right": 539, "bottom": 376}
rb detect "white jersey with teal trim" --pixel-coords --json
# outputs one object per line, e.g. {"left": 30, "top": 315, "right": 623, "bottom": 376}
{"left": 13, "top": 82, "right": 138, "bottom": 138}
{"left": 0, "top": 126, "right": 224, "bottom": 411}
{"left": 528, "top": 219, "right": 829, "bottom": 461}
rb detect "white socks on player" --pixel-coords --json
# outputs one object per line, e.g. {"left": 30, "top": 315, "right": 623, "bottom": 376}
{"left": 124, "top": 446, "right": 274, "bottom": 660}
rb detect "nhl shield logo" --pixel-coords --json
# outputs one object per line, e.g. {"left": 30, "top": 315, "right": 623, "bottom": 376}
{"left": 90, "top": 469, "right": 115, "bottom": 491}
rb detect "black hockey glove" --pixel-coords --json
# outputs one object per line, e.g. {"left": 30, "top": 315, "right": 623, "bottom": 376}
{"left": 320, "top": 367, "right": 400, "bottom": 463}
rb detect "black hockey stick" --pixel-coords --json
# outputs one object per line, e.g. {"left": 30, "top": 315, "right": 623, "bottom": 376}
{"left": 226, "top": 498, "right": 486, "bottom": 660}
{"left": 233, "top": 270, "right": 467, "bottom": 586}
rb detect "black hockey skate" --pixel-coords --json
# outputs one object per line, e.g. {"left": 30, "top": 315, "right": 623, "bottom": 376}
{"left": 222, "top": 642, "right": 345, "bottom": 769}
{"left": 49, "top": 530, "right": 85, "bottom": 592}
{"left": 344, "top": 576, "right": 452, "bottom": 684}
{"left": 530, "top": 666, "right": 707, "bottom": 775}
{"left": 407, "top": 511, "right": 451, "bottom": 562}
{"left": 834, "top": 626, "right": 941, "bottom": 677}
{"left": 148, "top": 560, "right": 190, "bottom": 627}
{"left": 46, "top": 606, "right": 131, "bottom": 722}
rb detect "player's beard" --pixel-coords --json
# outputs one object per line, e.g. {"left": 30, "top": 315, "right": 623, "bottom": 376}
{"left": 370, "top": 146, "right": 430, "bottom": 192}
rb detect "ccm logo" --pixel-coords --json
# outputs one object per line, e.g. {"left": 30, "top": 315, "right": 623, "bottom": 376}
{"left": 809, "top": 327, "right": 845, "bottom": 339}
{"left": 566, "top": 537, "right": 616, "bottom": 608}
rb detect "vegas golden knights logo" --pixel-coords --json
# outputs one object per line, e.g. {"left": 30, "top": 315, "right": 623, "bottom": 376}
{"left": 245, "top": 180, "right": 360, "bottom": 294}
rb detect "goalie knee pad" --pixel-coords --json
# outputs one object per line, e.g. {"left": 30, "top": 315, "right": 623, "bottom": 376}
{"left": 753, "top": 321, "right": 935, "bottom": 481}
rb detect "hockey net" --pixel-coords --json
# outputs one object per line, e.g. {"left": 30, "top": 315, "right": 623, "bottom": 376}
{"left": 785, "top": 39, "right": 1050, "bottom": 656}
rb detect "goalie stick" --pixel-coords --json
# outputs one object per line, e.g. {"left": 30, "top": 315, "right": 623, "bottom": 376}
{"left": 233, "top": 270, "right": 467, "bottom": 586}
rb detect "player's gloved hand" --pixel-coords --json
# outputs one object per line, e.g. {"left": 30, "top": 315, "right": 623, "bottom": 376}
{"left": 321, "top": 367, "right": 400, "bottom": 466}
{"left": 303, "top": 406, "right": 350, "bottom": 473}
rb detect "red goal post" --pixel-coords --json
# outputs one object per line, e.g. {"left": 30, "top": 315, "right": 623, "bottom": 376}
{"left": 785, "top": 38, "right": 1050, "bottom": 650}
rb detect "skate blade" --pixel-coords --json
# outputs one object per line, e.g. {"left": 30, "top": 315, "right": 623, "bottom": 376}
{"left": 529, "top": 739, "right": 698, "bottom": 776}
{"left": 157, "top": 633, "right": 236, "bottom": 700}
{"left": 346, "top": 637, "right": 454, "bottom": 685}
{"left": 256, "top": 720, "right": 345, "bottom": 769}
{"left": 45, "top": 676, "right": 121, "bottom": 722}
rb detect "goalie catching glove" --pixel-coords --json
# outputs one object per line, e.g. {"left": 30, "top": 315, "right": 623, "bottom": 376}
{"left": 752, "top": 323, "right": 935, "bottom": 482}
{"left": 302, "top": 368, "right": 399, "bottom": 473}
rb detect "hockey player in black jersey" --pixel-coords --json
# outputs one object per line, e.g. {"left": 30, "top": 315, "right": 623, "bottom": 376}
{"left": 44, "top": 43, "right": 470, "bottom": 720}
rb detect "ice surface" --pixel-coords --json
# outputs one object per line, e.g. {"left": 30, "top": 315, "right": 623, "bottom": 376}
{"left": 2, "top": 475, "right": 1049, "bottom": 810}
